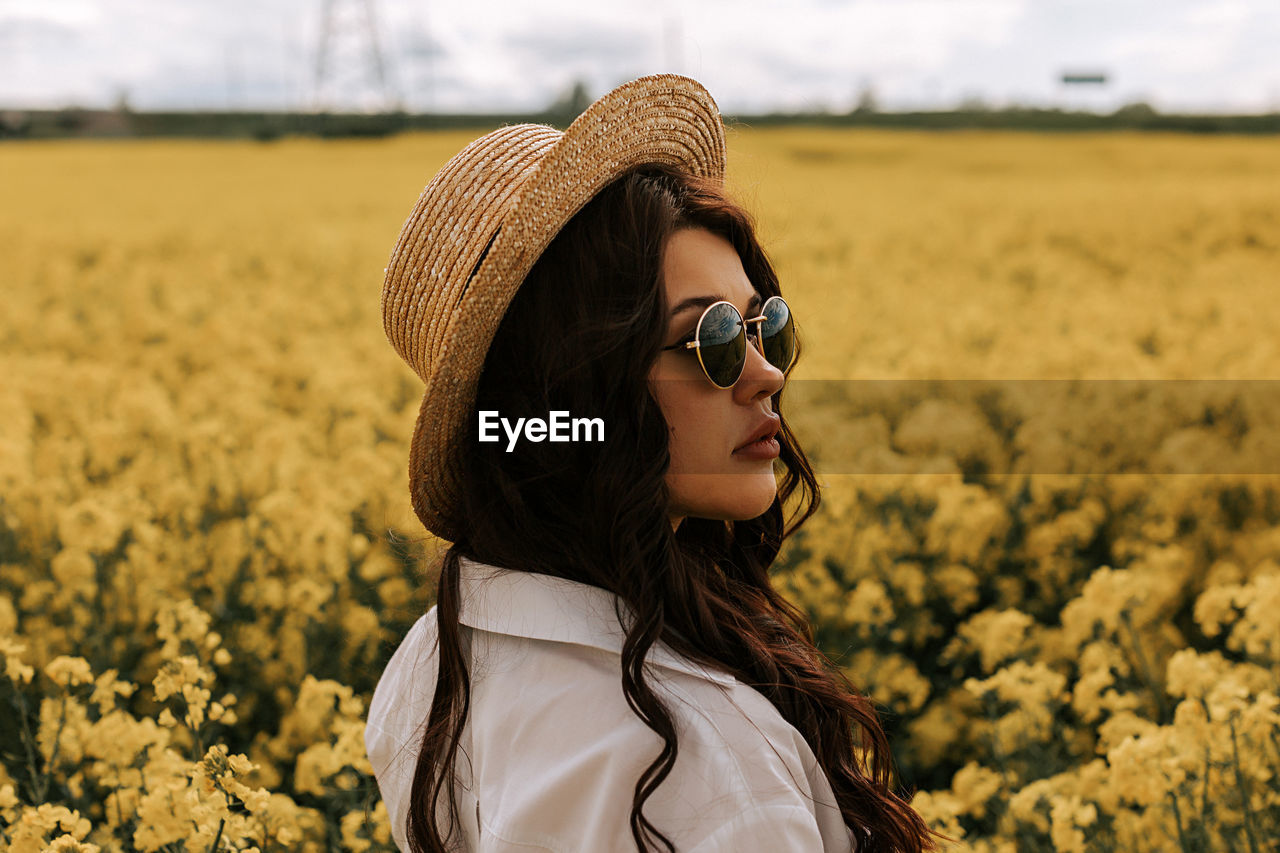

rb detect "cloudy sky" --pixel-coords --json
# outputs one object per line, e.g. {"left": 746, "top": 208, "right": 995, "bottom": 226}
{"left": 2, "top": 0, "right": 1278, "bottom": 114}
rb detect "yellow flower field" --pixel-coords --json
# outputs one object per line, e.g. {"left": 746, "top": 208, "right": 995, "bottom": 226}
{"left": 2, "top": 127, "right": 1279, "bottom": 850}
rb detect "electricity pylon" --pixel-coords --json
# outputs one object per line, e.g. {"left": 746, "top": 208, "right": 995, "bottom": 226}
{"left": 311, "top": 0, "right": 401, "bottom": 112}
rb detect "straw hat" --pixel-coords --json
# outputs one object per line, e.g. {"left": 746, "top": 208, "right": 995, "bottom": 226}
{"left": 381, "top": 74, "right": 727, "bottom": 541}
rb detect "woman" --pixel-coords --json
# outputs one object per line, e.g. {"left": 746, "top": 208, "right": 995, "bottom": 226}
{"left": 366, "top": 75, "right": 943, "bottom": 853}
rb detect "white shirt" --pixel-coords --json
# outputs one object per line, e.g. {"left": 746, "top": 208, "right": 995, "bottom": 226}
{"left": 364, "top": 556, "right": 859, "bottom": 852}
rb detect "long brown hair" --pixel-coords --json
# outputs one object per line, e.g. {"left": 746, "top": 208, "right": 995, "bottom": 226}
{"left": 403, "top": 162, "right": 944, "bottom": 852}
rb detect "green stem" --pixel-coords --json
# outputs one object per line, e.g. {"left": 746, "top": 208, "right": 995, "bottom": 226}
{"left": 181, "top": 691, "right": 205, "bottom": 758}
{"left": 92, "top": 551, "right": 108, "bottom": 669}
{"left": 1168, "top": 789, "right": 1192, "bottom": 853}
{"left": 1265, "top": 728, "right": 1280, "bottom": 783}
{"left": 206, "top": 818, "right": 225, "bottom": 853}
{"left": 44, "top": 693, "right": 68, "bottom": 795}
{"left": 1200, "top": 736, "right": 1212, "bottom": 849}
{"left": 112, "top": 760, "right": 124, "bottom": 828}
{"left": 1228, "top": 717, "right": 1260, "bottom": 853}
{"left": 13, "top": 687, "right": 43, "bottom": 802}
{"left": 983, "top": 695, "right": 1012, "bottom": 788}
{"left": 1121, "top": 610, "right": 1170, "bottom": 724}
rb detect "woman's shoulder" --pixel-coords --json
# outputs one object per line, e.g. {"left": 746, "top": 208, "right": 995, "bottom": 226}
{"left": 367, "top": 604, "right": 817, "bottom": 777}
{"left": 471, "top": 625, "right": 827, "bottom": 792}
{"left": 365, "top": 608, "right": 852, "bottom": 852}
{"left": 365, "top": 606, "right": 439, "bottom": 754}
{"left": 661, "top": 663, "right": 831, "bottom": 794}
{"left": 465, "top": 632, "right": 849, "bottom": 850}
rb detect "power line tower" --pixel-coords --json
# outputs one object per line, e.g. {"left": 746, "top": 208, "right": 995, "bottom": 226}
{"left": 312, "top": 0, "right": 401, "bottom": 112}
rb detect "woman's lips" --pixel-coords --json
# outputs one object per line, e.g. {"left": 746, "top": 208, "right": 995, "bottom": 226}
{"left": 734, "top": 414, "right": 781, "bottom": 453}
{"left": 731, "top": 435, "right": 781, "bottom": 460}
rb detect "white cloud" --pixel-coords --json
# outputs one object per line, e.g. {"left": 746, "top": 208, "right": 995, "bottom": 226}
{"left": 0, "top": 0, "right": 100, "bottom": 28}
{"left": 0, "top": 0, "right": 1276, "bottom": 112}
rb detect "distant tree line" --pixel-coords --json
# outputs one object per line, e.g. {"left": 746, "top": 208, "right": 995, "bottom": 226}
{"left": 2, "top": 96, "right": 1277, "bottom": 141}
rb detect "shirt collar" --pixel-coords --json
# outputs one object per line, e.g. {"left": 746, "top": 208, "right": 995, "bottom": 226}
{"left": 456, "top": 556, "right": 737, "bottom": 687}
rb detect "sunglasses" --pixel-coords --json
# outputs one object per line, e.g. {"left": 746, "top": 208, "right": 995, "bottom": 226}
{"left": 660, "top": 295, "right": 797, "bottom": 389}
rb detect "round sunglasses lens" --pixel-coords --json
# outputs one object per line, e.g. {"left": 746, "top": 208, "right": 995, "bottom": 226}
{"left": 760, "top": 297, "right": 796, "bottom": 373}
{"left": 697, "top": 302, "right": 747, "bottom": 387}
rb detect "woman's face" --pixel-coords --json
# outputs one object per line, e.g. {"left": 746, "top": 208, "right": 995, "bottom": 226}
{"left": 648, "top": 226, "right": 787, "bottom": 528}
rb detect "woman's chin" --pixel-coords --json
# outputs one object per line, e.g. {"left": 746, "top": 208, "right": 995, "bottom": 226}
{"left": 669, "top": 473, "right": 778, "bottom": 522}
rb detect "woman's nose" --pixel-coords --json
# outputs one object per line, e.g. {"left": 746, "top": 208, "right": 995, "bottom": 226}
{"left": 734, "top": 336, "right": 786, "bottom": 402}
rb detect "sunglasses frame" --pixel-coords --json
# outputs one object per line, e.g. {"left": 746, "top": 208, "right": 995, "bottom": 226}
{"left": 661, "top": 295, "right": 796, "bottom": 389}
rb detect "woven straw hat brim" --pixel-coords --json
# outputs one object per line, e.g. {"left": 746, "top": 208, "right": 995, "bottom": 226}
{"left": 382, "top": 74, "right": 726, "bottom": 541}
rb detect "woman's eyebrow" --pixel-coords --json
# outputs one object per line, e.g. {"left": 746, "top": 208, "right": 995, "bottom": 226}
{"left": 670, "top": 291, "right": 763, "bottom": 318}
